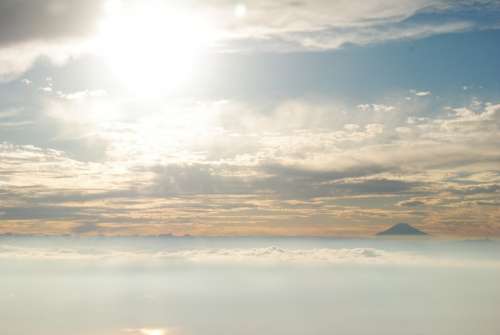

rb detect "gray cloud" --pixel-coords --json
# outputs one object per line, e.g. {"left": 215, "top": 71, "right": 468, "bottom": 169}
{"left": 331, "top": 179, "right": 419, "bottom": 195}
{"left": 150, "top": 164, "right": 253, "bottom": 196}
{"left": 0, "top": 205, "right": 81, "bottom": 220}
{"left": 0, "top": 0, "right": 103, "bottom": 47}
{"left": 398, "top": 199, "right": 427, "bottom": 207}
{"left": 0, "top": 0, "right": 105, "bottom": 79}
{"left": 448, "top": 184, "right": 500, "bottom": 195}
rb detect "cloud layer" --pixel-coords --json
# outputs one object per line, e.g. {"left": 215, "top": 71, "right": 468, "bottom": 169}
{"left": 0, "top": 1, "right": 499, "bottom": 236}
{"left": 2, "top": 244, "right": 500, "bottom": 268}
{"left": 1, "top": 91, "right": 499, "bottom": 236}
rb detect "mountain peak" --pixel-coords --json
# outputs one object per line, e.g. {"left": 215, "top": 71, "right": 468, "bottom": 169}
{"left": 376, "top": 223, "right": 427, "bottom": 236}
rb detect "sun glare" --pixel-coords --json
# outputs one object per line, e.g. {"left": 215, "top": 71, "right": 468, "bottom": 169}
{"left": 95, "top": 2, "right": 217, "bottom": 96}
{"left": 141, "top": 329, "right": 165, "bottom": 335}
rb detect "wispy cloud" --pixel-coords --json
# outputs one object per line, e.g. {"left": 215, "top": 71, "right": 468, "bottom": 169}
{"left": 0, "top": 0, "right": 498, "bottom": 78}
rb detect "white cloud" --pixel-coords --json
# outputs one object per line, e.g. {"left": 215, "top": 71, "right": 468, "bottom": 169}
{"left": 415, "top": 91, "right": 432, "bottom": 96}
{"left": 0, "top": 37, "right": 92, "bottom": 81}
{"left": 57, "top": 89, "right": 108, "bottom": 100}
{"left": 212, "top": 0, "right": 471, "bottom": 39}
{"left": 1, "top": 245, "right": 499, "bottom": 268}
{"left": 276, "top": 21, "right": 472, "bottom": 52}
{"left": 0, "top": 143, "right": 135, "bottom": 190}
{"left": 357, "top": 104, "right": 396, "bottom": 113}
{"left": 344, "top": 124, "right": 360, "bottom": 131}
{"left": 40, "top": 86, "right": 53, "bottom": 93}
{"left": 0, "top": 0, "right": 103, "bottom": 79}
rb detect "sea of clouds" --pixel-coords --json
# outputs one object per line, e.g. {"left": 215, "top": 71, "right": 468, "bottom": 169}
{"left": 1, "top": 244, "right": 499, "bottom": 268}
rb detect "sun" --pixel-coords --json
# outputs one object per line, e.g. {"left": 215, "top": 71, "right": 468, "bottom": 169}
{"left": 95, "top": 2, "right": 217, "bottom": 96}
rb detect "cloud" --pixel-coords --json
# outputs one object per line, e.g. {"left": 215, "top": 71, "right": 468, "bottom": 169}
{"left": 0, "top": 0, "right": 498, "bottom": 78}
{"left": 57, "top": 89, "right": 107, "bottom": 100}
{"left": 1, "top": 89, "right": 499, "bottom": 236}
{"left": 0, "top": 0, "right": 102, "bottom": 47}
{"left": 0, "top": 40, "right": 87, "bottom": 80}
{"left": 211, "top": 0, "right": 496, "bottom": 52}
{"left": 0, "top": 1, "right": 498, "bottom": 238}
{"left": 414, "top": 90, "right": 432, "bottom": 96}
{"left": 398, "top": 199, "right": 427, "bottom": 207}
{"left": 448, "top": 183, "right": 500, "bottom": 195}
{"left": 331, "top": 179, "right": 419, "bottom": 195}
{"left": 268, "top": 21, "right": 473, "bottom": 52}
{"left": 150, "top": 164, "right": 252, "bottom": 196}
{"left": 1, "top": 244, "right": 499, "bottom": 268}
{"left": 0, "top": 0, "right": 103, "bottom": 79}
{"left": 357, "top": 104, "right": 396, "bottom": 113}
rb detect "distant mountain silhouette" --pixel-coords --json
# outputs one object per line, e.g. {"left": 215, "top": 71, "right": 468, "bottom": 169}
{"left": 377, "top": 223, "right": 427, "bottom": 236}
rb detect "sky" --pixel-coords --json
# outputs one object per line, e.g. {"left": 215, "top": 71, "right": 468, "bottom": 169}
{"left": 0, "top": 0, "right": 500, "bottom": 237}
